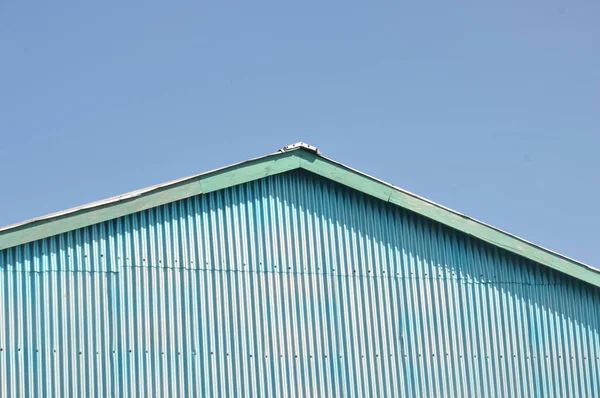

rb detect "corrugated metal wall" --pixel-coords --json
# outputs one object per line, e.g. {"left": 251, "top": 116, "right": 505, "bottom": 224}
{"left": 1, "top": 170, "right": 599, "bottom": 397}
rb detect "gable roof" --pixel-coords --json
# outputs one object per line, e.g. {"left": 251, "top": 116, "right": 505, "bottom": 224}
{"left": 1, "top": 142, "right": 598, "bottom": 287}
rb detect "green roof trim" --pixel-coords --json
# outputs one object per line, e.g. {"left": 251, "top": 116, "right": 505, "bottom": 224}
{"left": 1, "top": 145, "right": 599, "bottom": 287}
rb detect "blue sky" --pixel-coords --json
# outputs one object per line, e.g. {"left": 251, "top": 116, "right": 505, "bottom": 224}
{"left": 1, "top": 2, "right": 598, "bottom": 266}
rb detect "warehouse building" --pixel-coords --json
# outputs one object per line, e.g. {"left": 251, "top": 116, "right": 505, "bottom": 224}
{"left": 1, "top": 142, "right": 599, "bottom": 397}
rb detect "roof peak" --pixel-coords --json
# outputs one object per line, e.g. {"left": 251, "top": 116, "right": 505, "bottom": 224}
{"left": 0, "top": 145, "right": 598, "bottom": 287}
{"left": 279, "top": 142, "right": 321, "bottom": 155}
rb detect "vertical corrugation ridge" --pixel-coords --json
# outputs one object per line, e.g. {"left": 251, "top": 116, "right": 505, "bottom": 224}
{"left": 1, "top": 169, "right": 600, "bottom": 397}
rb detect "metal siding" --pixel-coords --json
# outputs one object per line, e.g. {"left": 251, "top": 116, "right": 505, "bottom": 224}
{"left": 1, "top": 169, "right": 599, "bottom": 397}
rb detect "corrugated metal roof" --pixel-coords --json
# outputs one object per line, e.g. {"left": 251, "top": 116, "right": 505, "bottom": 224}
{"left": 1, "top": 170, "right": 599, "bottom": 396}
{"left": 0, "top": 142, "right": 598, "bottom": 286}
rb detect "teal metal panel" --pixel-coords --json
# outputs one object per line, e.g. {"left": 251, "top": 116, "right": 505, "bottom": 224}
{"left": 1, "top": 170, "right": 599, "bottom": 397}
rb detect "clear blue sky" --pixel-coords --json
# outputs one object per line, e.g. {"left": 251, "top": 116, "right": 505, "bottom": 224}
{"left": 1, "top": 2, "right": 598, "bottom": 266}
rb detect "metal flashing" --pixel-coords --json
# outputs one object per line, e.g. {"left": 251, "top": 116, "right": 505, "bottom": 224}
{"left": 280, "top": 142, "right": 321, "bottom": 154}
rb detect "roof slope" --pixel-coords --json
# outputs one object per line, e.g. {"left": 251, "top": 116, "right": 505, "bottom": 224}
{"left": 1, "top": 142, "right": 599, "bottom": 287}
